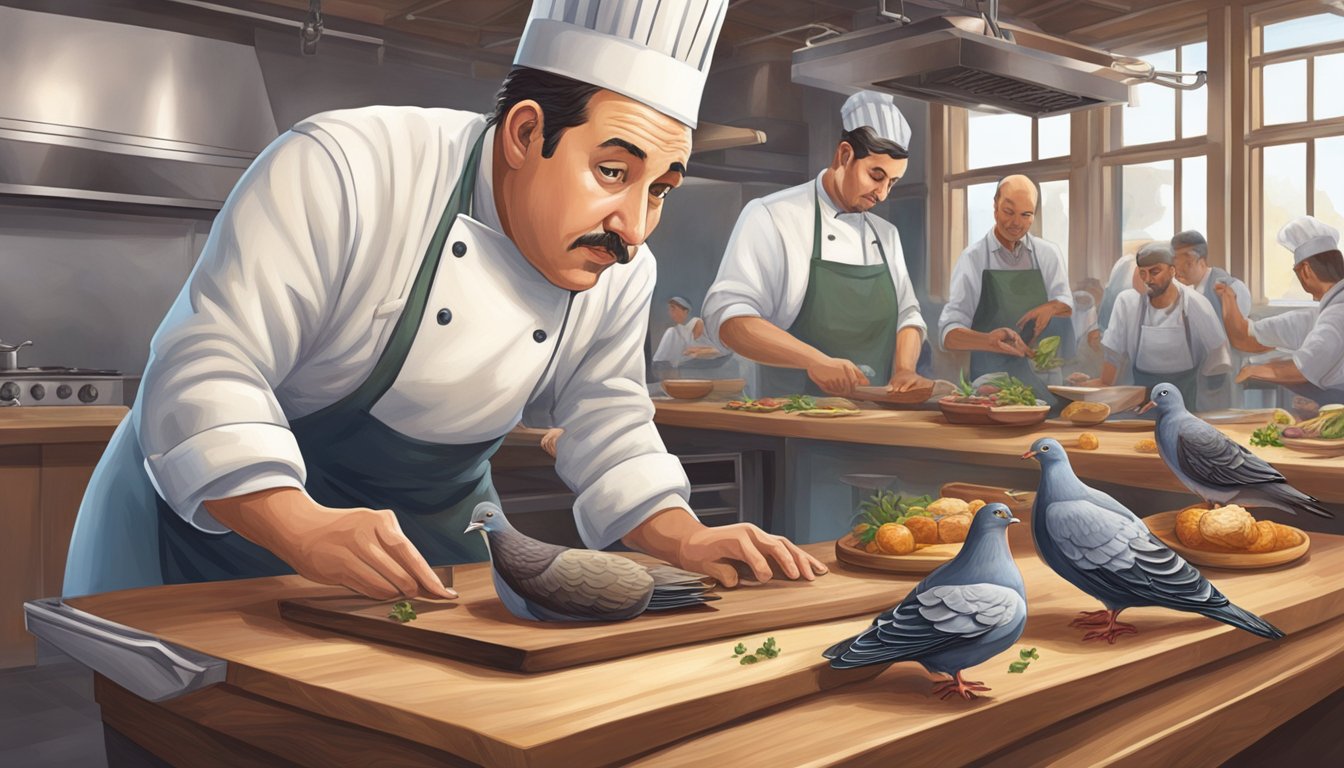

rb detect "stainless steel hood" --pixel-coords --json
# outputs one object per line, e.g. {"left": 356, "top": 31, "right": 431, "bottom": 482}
{"left": 792, "top": 15, "right": 1132, "bottom": 117}
{"left": 0, "top": 5, "right": 279, "bottom": 211}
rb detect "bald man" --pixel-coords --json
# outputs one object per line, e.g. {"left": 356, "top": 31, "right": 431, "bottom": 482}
{"left": 939, "top": 175, "right": 1073, "bottom": 399}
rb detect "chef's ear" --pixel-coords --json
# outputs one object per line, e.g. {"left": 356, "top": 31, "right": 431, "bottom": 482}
{"left": 834, "top": 140, "right": 853, "bottom": 167}
{"left": 501, "top": 100, "right": 543, "bottom": 169}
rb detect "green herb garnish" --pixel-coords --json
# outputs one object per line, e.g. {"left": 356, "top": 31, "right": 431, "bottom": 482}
{"left": 1250, "top": 423, "right": 1284, "bottom": 447}
{"left": 1008, "top": 647, "right": 1039, "bottom": 673}
{"left": 388, "top": 601, "right": 417, "bottom": 623}
{"left": 733, "top": 636, "right": 781, "bottom": 665}
{"left": 989, "top": 375, "right": 1039, "bottom": 406}
{"left": 782, "top": 394, "right": 817, "bottom": 412}
{"left": 1032, "top": 336, "right": 1063, "bottom": 371}
{"left": 956, "top": 370, "right": 976, "bottom": 398}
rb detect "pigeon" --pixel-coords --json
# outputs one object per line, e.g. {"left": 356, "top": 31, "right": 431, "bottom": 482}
{"left": 1141, "top": 383, "right": 1333, "bottom": 518}
{"left": 824, "top": 503, "right": 1027, "bottom": 700}
{"left": 1023, "top": 437, "right": 1284, "bottom": 644}
{"left": 464, "top": 502, "right": 718, "bottom": 622}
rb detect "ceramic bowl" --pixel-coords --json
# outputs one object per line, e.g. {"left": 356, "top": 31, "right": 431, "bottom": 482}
{"left": 662, "top": 379, "right": 715, "bottom": 399}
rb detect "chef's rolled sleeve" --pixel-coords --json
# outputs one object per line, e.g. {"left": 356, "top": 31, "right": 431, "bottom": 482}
{"left": 938, "top": 249, "right": 983, "bottom": 347}
{"left": 703, "top": 200, "right": 787, "bottom": 346}
{"left": 549, "top": 255, "right": 694, "bottom": 550}
{"left": 1250, "top": 309, "right": 1315, "bottom": 350}
{"left": 1294, "top": 315, "right": 1344, "bottom": 388}
{"left": 138, "top": 131, "right": 349, "bottom": 531}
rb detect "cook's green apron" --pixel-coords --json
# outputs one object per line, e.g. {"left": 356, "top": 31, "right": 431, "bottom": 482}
{"left": 157, "top": 128, "right": 505, "bottom": 582}
{"left": 1130, "top": 293, "right": 1200, "bottom": 412}
{"left": 757, "top": 186, "right": 901, "bottom": 397}
{"left": 968, "top": 245, "right": 1074, "bottom": 405}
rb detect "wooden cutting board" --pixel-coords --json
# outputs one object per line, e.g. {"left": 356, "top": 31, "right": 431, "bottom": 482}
{"left": 279, "top": 552, "right": 905, "bottom": 672}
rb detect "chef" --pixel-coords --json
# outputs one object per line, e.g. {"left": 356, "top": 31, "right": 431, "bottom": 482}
{"left": 1172, "top": 229, "right": 1250, "bottom": 409}
{"left": 938, "top": 175, "right": 1074, "bottom": 398}
{"left": 1097, "top": 242, "right": 1231, "bottom": 409}
{"left": 703, "top": 91, "right": 929, "bottom": 397}
{"left": 1220, "top": 216, "right": 1344, "bottom": 404}
{"left": 652, "top": 296, "right": 725, "bottom": 367}
{"left": 64, "top": 0, "right": 827, "bottom": 600}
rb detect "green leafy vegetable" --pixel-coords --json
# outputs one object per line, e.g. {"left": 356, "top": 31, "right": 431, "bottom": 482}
{"left": 1008, "top": 646, "right": 1039, "bottom": 673}
{"left": 782, "top": 394, "right": 817, "bottom": 412}
{"left": 1019, "top": 647, "right": 1040, "bottom": 661}
{"left": 1032, "top": 336, "right": 1063, "bottom": 371}
{"left": 1008, "top": 661, "right": 1030, "bottom": 674}
{"left": 733, "top": 636, "right": 781, "bottom": 665}
{"left": 956, "top": 370, "right": 976, "bottom": 398}
{"left": 1250, "top": 423, "right": 1284, "bottom": 448}
{"left": 388, "top": 601, "right": 417, "bottom": 623}
{"left": 989, "top": 375, "right": 1039, "bottom": 406}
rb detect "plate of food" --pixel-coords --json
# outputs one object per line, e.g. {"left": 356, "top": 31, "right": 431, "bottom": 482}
{"left": 835, "top": 494, "right": 981, "bottom": 574}
{"left": 1278, "top": 406, "right": 1344, "bottom": 455}
{"left": 723, "top": 397, "right": 787, "bottom": 413}
{"left": 796, "top": 407, "right": 862, "bottom": 418}
{"left": 1047, "top": 384, "right": 1147, "bottom": 414}
{"left": 938, "top": 373, "right": 1046, "bottom": 426}
{"left": 1144, "top": 505, "right": 1310, "bottom": 569}
{"left": 1060, "top": 401, "right": 1112, "bottom": 425}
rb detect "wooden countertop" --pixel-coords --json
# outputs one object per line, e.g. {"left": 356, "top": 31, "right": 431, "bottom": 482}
{"left": 0, "top": 406, "right": 126, "bottom": 446}
{"left": 66, "top": 537, "right": 1344, "bottom": 767}
{"left": 654, "top": 402, "right": 1344, "bottom": 504}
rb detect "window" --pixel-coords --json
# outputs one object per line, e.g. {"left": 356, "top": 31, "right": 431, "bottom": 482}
{"left": 1249, "top": 6, "right": 1344, "bottom": 302}
{"left": 1121, "top": 42, "right": 1208, "bottom": 146}
{"left": 966, "top": 110, "right": 1071, "bottom": 168}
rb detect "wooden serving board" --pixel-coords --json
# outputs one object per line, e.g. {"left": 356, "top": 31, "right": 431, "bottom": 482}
{"left": 1143, "top": 510, "right": 1310, "bottom": 569}
{"left": 279, "top": 553, "right": 905, "bottom": 672}
{"left": 834, "top": 539, "right": 960, "bottom": 574}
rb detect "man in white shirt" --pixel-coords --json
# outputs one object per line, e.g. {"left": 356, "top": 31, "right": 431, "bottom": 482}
{"left": 704, "top": 91, "right": 929, "bottom": 397}
{"left": 65, "top": 0, "right": 826, "bottom": 600}
{"left": 938, "top": 175, "right": 1073, "bottom": 399}
{"left": 1097, "top": 242, "right": 1231, "bottom": 410}
{"left": 1172, "top": 229, "right": 1250, "bottom": 409}
{"left": 652, "top": 296, "right": 725, "bottom": 367}
{"left": 1220, "top": 216, "right": 1344, "bottom": 404}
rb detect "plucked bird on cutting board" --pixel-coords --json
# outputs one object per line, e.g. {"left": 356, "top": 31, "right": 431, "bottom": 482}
{"left": 1141, "top": 383, "right": 1334, "bottom": 519}
{"left": 465, "top": 502, "right": 718, "bottom": 622}
{"left": 824, "top": 503, "right": 1027, "bottom": 700}
{"left": 1023, "top": 437, "right": 1284, "bottom": 644}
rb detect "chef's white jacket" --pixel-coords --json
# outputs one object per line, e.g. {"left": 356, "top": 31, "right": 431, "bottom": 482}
{"left": 137, "top": 106, "right": 691, "bottom": 550}
{"left": 938, "top": 230, "right": 1073, "bottom": 347}
{"left": 1249, "top": 280, "right": 1344, "bottom": 389}
{"left": 1101, "top": 284, "right": 1231, "bottom": 378}
{"left": 701, "top": 173, "right": 926, "bottom": 346}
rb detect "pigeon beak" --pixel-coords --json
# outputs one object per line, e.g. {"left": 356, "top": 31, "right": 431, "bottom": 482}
{"left": 464, "top": 522, "right": 484, "bottom": 534}
{"left": 1138, "top": 400, "right": 1156, "bottom": 414}
{"left": 1008, "top": 515, "right": 1021, "bottom": 524}
{"left": 1021, "top": 450, "right": 1037, "bottom": 460}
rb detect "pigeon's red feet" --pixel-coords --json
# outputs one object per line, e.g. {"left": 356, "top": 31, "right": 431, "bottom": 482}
{"left": 1069, "top": 609, "right": 1113, "bottom": 628}
{"left": 931, "top": 671, "right": 991, "bottom": 700}
{"left": 1077, "top": 610, "right": 1138, "bottom": 644}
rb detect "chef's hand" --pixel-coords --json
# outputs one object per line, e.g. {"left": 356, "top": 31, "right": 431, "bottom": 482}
{"left": 683, "top": 346, "right": 720, "bottom": 359}
{"left": 1067, "top": 371, "right": 1091, "bottom": 385}
{"left": 1087, "top": 328, "right": 1103, "bottom": 353}
{"left": 887, "top": 369, "right": 932, "bottom": 393}
{"left": 986, "top": 327, "right": 1031, "bottom": 357}
{"left": 203, "top": 488, "right": 457, "bottom": 601}
{"left": 540, "top": 427, "right": 564, "bottom": 458}
{"left": 807, "top": 356, "right": 868, "bottom": 394}
{"left": 623, "top": 508, "right": 828, "bottom": 588}
{"left": 1213, "top": 281, "right": 1235, "bottom": 306}
{"left": 1235, "top": 364, "right": 1265, "bottom": 384}
{"left": 1016, "top": 302, "right": 1062, "bottom": 340}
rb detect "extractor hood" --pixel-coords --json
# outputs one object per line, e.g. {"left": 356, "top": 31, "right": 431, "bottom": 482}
{"left": 0, "top": 5, "right": 279, "bottom": 211}
{"left": 792, "top": 14, "right": 1133, "bottom": 117}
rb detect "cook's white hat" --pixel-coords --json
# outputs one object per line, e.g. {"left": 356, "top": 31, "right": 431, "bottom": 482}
{"left": 841, "top": 91, "right": 912, "bottom": 151}
{"left": 514, "top": 0, "right": 729, "bottom": 128}
{"left": 1277, "top": 215, "right": 1340, "bottom": 265}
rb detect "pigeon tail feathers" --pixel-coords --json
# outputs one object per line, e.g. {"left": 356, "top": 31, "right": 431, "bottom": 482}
{"left": 1198, "top": 601, "right": 1285, "bottom": 639}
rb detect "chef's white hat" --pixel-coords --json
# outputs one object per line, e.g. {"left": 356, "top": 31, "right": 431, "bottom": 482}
{"left": 841, "top": 91, "right": 912, "bottom": 151}
{"left": 1277, "top": 215, "right": 1340, "bottom": 265}
{"left": 513, "top": 0, "right": 729, "bottom": 128}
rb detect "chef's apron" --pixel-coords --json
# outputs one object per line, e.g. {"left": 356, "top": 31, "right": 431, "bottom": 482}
{"left": 757, "top": 187, "right": 901, "bottom": 397}
{"left": 1282, "top": 287, "right": 1344, "bottom": 406}
{"left": 155, "top": 128, "right": 508, "bottom": 583}
{"left": 967, "top": 245, "right": 1075, "bottom": 406}
{"left": 1131, "top": 291, "right": 1200, "bottom": 410}
{"left": 1201, "top": 267, "right": 1233, "bottom": 320}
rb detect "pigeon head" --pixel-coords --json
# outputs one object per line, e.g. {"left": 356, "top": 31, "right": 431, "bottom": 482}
{"left": 464, "top": 502, "right": 510, "bottom": 536}
{"left": 1021, "top": 437, "right": 1069, "bottom": 466}
{"left": 970, "top": 502, "right": 1020, "bottom": 534}
{"left": 1138, "top": 382, "right": 1184, "bottom": 416}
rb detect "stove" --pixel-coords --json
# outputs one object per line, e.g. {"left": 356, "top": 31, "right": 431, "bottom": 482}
{"left": 1, "top": 367, "right": 128, "bottom": 407}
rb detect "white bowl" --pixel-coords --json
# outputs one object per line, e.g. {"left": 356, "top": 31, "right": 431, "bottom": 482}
{"left": 1048, "top": 385, "right": 1148, "bottom": 414}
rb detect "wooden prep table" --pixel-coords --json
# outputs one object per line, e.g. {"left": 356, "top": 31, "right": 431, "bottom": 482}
{"left": 47, "top": 538, "right": 1344, "bottom": 768}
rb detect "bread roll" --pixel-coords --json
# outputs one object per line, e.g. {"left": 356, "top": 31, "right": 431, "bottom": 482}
{"left": 1176, "top": 506, "right": 1208, "bottom": 548}
{"left": 1245, "top": 520, "right": 1278, "bottom": 553}
{"left": 1199, "top": 505, "right": 1255, "bottom": 548}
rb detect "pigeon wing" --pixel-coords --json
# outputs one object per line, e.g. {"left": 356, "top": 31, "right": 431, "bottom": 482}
{"left": 832, "top": 584, "right": 1024, "bottom": 666}
{"left": 1176, "top": 426, "right": 1285, "bottom": 488}
{"left": 517, "top": 549, "right": 654, "bottom": 619}
{"left": 1045, "top": 498, "right": 1221, "bottom": 609}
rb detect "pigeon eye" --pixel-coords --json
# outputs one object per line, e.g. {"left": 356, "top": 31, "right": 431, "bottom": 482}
{"left": 1159, "top": 390, "right": 1167, "bottom": 397}
{"left": 1041, "top": 445, "right": 1050, "bottom": 452}
{"left": 486, "top": 511, "right": 494, "bottom": 518}
{"left": 995, "top": 509, "right": 1007, "bottom": 518}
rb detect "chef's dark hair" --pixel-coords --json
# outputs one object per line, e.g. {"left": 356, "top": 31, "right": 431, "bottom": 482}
{"left": 1304, "top": 250, "right": 1344, "bottom": 281}
{"left": 490, "top": 67, "right": 603, "bottom": 159}
{"left": 839, "top": 126, "right": 909, "bottom": 161}
{"left": 1171, "top": 230, "right": 1208, "bottom": 259}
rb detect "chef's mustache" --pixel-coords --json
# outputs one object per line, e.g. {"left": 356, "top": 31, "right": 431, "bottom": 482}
{"left": 569, "top": 231, "right": 633, "bottom": 265}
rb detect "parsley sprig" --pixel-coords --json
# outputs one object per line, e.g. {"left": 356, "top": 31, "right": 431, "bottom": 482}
{"left": 388, "top": 601, "right": 417, "bottom": 623}
{"left": 733, "top": 637, "right": 781, "bottom": 665}
{"left": 1008, "top": 646, "right": 1040, "bottom": 673}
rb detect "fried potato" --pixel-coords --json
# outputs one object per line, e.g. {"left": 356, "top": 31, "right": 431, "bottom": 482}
{"left": 1199, "top": 504, "right": 1255, "bottom": 549}
{"left": 1176, "top": 505, "right": 1209, "bottom": 548}
{"left": 903, "top": 515, "right": 939, "bottom": 545}
{"left": 1133, "top": 438, "right": 1158, "bottom": 454}
{"left": 1077, "top": 432, "right": 1100, "bottom": 450}
{"left": 937, "top": 514, "right": 972, "bottom": 544}
{"left": 876, "top": 523, "right": 915, "bottom": 555}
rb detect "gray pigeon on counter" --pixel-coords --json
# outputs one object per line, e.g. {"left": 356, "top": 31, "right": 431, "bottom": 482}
{"left": 1023, "top": 437, "right": 1284, "bottom": 644}
{"left": 465, "top": 502, "right": 718, "bottom": 622}
{"left": 824, "top": 503, "right": 1027, "bottom": 700}
{"left": 1142, "top": 383, "right": 1333, "bottom": 518}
